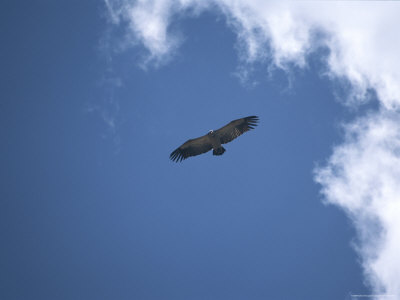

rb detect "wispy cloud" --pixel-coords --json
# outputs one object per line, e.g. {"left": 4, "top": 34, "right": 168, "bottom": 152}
{"left": 105, "top": 1, "right": 400, "bottom": 297}
{"left": 88, "top": 16, "right": 126, "bottom": 153}
{"left": 86, "top": 74, "right": 123, "bottom": 154}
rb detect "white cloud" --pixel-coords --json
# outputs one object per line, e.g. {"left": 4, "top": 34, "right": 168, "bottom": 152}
{"left": 104, "top": 0, "right": 212, "bottom": 66}
{"left": 315, "top": 112, "right": 400, "bottom": 298}
{"left": 105, "top": 1, "right": 400, "bottom": 298}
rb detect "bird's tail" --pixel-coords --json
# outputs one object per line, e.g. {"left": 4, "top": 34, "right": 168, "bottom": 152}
{"left": 213, "top": 147, "right": 226, "bottom": 156}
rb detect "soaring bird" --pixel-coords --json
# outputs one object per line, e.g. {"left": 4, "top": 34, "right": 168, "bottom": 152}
{"left": 170, "top": 116, "right": 259, "bottom": 162}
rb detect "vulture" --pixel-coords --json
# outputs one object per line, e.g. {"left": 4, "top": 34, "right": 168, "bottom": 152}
{"left": 170, "top": 116, "right": 259, "bottom": 162}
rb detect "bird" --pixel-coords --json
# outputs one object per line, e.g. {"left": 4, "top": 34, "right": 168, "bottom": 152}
{"left": 170, "top": 116, "right": 259, "bottom": 162}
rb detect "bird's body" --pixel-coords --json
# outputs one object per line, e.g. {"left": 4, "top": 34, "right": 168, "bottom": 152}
{"left": 207, "top": 130, "right": 224, "bottom": 155}
{"left": 170, "top": 116, "right": 259, "bottom": 162}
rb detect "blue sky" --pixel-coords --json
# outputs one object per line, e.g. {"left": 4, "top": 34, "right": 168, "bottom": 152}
{"left": 2, "top": 1, "right": 400, "bottom": 300}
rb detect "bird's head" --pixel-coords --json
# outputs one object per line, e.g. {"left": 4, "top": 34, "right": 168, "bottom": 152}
{"left": 208, "top": 130, "right": 214, "bottom": 136}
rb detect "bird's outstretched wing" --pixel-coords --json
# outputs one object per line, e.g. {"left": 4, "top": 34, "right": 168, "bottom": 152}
{"left": 215, "top": 116, "right": 259, "bottom": 144}
{"left": 170, "top": 134, "right": 212, "bottom": 162}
